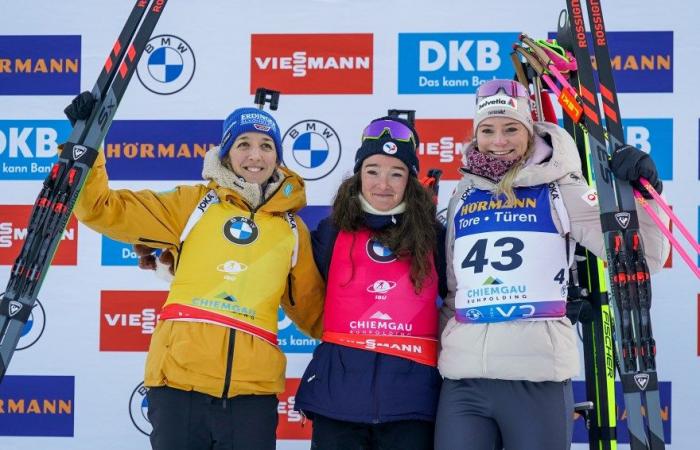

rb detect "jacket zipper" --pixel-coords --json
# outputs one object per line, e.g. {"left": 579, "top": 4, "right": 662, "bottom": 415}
{"left": 217, "top": 176, "right": 291, "bottom": 406}
{"left": 221, "top": 328, "right": 236, "bottom": 407}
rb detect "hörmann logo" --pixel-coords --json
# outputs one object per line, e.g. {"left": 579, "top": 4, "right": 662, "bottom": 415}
{"left": 0, "top": 35, "right": 80, "bottom": 95}
{"left": 548, "top": 30, "right": 673, "bottom": 93}
{"left": 0, "top": 375, "right": 75, "bottom": 437}
{"left": 0, "top": 206, "right": 77, "bottom": 265}
{"left": 251, "top": 34, "right": 373, "bottom": 94}
{"left": 398, "top": 32, "right": 519, "bottom": 94}
{"left": 104, "top": 120, "right": 220, "bottom": 180}
{"left": 0, "top": 120, "right": 72, "bottom": 180}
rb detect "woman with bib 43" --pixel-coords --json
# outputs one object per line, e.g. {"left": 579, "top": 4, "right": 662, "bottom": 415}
{"left": 435, "top": 79, "right": 669, "bottom": 450}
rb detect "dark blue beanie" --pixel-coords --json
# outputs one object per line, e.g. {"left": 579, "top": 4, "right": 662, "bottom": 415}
{"left": 219, "top": 107, "right": 283, "bottom": 161}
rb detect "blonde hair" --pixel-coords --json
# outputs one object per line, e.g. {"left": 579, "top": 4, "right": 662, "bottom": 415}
{"left": 492, "top": 134, "right": 536, "bottom": 205}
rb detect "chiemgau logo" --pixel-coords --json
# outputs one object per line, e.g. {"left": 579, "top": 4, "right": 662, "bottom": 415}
{"left": 223, "top": 217, "right": 259, "bottom": 245}
{"left": 137, "top": 35, "right": 195, "bottom": 95}
{"left": 282, "top": 120, "right": 341, "bottom": 181}
{"left": 366, "top": 238, "right": 397, "bottom": 263}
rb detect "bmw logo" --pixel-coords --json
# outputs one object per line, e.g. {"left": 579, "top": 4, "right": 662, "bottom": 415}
{"left": 129, "top": 382, "right": 151, "bottom": 436}
{"left": 282, "top": 119, "right": 341, "bottom": 181}
{"left": 465, "top": 309, "right": 483, "bottom": 320}
{"left": 366, "top": 238, "right": 396, "bottom": 263}
{"left": 223, "top": 217, "right": 259, "bottom": 245}
{"left": 137, "top": 35, "right": 196, "bottom": 95}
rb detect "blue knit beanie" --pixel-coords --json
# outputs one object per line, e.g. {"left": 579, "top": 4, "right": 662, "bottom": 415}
{"left": 219, "top": 107, "right": 283, "bottom": 161}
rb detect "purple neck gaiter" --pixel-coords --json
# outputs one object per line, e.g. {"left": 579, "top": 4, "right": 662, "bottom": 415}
{"left": 464, "top": 148, "right": 520, "bottom": 182}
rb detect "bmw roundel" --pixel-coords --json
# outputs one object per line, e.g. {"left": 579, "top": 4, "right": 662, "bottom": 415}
{"left": 282, "top": 119, "right": 342, "bottom": 181}
{"left": 137, "top": 35, "right": 196, "bottom": 95}
{"left": 366, "top": 238, "right": 396, "bottom": 263}
{"left": 223, "top": 217, "right": 259, "bottom": 245}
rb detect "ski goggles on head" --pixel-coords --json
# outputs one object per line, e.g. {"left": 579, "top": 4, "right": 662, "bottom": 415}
{"left": 476, "top": 79, "right": 529, "bottom": 99}
{"left": 361, "top": 119, "right": 417, "bottom": 147}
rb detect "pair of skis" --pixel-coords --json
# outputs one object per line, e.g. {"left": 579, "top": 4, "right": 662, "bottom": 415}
{"left": 560, "top": 1, "right": 666, "bottom": 448}
{"left": 514, "top": 0, "right": 674, "bottom": 448}
{"left": 0, "top": 0, "right": 168, "bottom": 380}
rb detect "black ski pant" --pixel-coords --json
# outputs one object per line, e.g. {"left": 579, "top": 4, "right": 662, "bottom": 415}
{"left": 434, "top": 378, "right": 574, "bottom": 450}
{"left": 310, "top": 413, "right": 434, "bottom": 450}
{"left": 147, "top": 385, "right": 278, "bottom": 450}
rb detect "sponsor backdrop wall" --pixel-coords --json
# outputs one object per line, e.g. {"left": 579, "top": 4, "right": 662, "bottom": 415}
{"left": 0, "top": 0, "right": 698, "bottom": 448}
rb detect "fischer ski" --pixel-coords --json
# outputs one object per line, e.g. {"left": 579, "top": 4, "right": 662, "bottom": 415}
{"left": 0, "top": 0, "right": 168, "bottom": 381}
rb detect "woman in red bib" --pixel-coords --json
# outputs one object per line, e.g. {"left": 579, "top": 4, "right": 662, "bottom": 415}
{"left": 295, "top": 116, "right": 447, "bottom": 450}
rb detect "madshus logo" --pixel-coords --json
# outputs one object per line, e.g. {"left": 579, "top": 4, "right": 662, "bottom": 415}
{"left": 137, "top": 35, "right": 195, "bottom": 95}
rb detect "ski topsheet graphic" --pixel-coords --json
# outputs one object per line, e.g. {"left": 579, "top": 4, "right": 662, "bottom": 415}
{"left": 0, "top": 0, "right": 168, "bottom": 381}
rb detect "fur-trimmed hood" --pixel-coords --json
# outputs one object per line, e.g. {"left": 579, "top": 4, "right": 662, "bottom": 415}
{"left": 201, "top": 146, "right": 307, "bottom": 213}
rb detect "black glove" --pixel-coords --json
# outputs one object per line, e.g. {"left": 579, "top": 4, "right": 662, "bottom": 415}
{"left": 609, "top": 144, "right": 662, "bottom": 199}
{"left": 63, "top": 91, "right": 96, "bottom": 126}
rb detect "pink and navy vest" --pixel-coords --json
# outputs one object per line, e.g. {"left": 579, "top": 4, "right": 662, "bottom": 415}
{"left": 322, "top": 229, "right": 439, "bottom": 366}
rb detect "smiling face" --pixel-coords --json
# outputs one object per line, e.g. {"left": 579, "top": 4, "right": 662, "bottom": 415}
{"left": 475, "top": 116, "right": 530, "bottom": 161}
{"left": 360, "top": 154, "right": 409, "bottom": 211}
{"left": 227, "top": 132, "right": 277, "bottom": 184}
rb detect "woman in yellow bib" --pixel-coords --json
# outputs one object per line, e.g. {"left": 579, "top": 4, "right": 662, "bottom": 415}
{"left": 65, "top": 95, "right": 325, "bottom": 450}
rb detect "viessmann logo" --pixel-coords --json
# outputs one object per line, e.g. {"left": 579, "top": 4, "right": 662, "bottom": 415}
{"left": 277, "top": 378, "right": 311, "bottom": 440}
{"left": 100, "top": 291, "right": 167, "bottom": 351}
{"left": 415, "top": 119, "right": 473, "bottom": 181}
{"left": 0, "top": 206, "right": 77, "bottom": 265}
{"left": 250, "top": 34, "right": 373, "bottom": 94}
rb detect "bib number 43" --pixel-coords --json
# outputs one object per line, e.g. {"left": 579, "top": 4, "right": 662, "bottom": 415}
{"left": 461, "top": 237, "right": 524, "bottom": 273}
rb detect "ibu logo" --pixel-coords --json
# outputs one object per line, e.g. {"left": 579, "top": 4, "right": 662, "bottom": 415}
{"left": 0, "top": 120, "right": 72, "bottom": 180}
{"left": 398, "top": 32, "right": 520, "bottom": 94}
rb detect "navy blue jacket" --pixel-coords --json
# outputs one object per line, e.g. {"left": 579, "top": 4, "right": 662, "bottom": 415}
{"left": 295, "top": 213, "right": 447, "bottom": 424}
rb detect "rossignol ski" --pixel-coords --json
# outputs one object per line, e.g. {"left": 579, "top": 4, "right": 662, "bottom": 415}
{"left": 0, "top": 0, "right": 168, "bottom": 381}
{"left": 562, "top": 0, "right": 665, "bottom": 448}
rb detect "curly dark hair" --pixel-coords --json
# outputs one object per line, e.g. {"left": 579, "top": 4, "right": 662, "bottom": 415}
{"left": 331, "top": 172, "right": 438, "bottom": 293}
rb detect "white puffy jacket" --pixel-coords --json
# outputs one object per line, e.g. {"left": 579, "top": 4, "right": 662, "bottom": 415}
{"left": 439, "top": 121, "right": 670, "bottom": 382}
